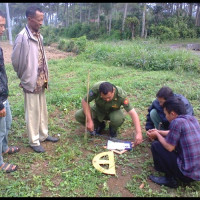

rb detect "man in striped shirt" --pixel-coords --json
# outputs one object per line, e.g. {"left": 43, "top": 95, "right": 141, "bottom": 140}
{"left": 147, "top": 97, "right": 200, "bottom": 188}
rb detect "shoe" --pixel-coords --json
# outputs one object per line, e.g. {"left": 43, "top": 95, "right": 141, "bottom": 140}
{"left": 89, "top": 131, "right": 96, "bottom": 136}
{"left": 149, "top": 175, "right": 178, "bottom": 188}
{"left": 0, "top": 163, "right": 18, "bottom": 173}
{"left": 31, "top": 145, "right": 45, "bottom": 153}
{"left": 3, "top": 146, "right": 20, "bottom": 155}
{"left": 44, "top": 135, "right": 59, "bottom": 143}
{"left": 109, "top": 126, "right": 117, "bottom": 138}
{"left": 95, "top": 121, "right": 106, "bottom": 135}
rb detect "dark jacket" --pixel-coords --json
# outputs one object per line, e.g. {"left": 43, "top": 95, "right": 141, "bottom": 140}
{"left": 0, "top": 47, "right": 8, "bottom": 111}
{"left": 145, "top": 93, "right": 194, "bottom": 131}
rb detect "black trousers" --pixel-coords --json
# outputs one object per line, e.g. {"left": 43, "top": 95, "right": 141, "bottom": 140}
{"left": 151, "top": 140, "right": 194, "bottom": 183}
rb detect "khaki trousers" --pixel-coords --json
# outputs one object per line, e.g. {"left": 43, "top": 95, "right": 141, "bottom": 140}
{"left": 24, "top": 89, "right": 48, "bottom": 146}
{"left": 75, "top": 108, "right": 124, "bottom": 131}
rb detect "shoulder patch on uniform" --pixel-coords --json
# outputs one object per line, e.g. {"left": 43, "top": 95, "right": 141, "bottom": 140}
{"left": 89, "top": 90, "right": 94, "bottom": 96}
{"left": 117, "top": 86, "right": 127, "bottom": 98}
{"left": 123, "top": 98, "right": 129, "bottom": 105}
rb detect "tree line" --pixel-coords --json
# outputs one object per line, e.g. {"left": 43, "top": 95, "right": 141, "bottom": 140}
{"left": 0, "top": 3, "right": 200, "bottom": 42}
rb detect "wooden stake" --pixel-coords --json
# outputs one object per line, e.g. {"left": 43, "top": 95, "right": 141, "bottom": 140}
{"left": 84, "top": 70, "right": 90, "bottom": 141}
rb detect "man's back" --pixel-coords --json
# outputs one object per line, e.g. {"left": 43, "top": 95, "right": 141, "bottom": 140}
{"left": 166, "top": 115, "right": 200, "bottom": 180}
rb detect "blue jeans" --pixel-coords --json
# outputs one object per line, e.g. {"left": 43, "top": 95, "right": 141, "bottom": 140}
{"left": 151, "top": 140, "right": 194, "bottom": 183}
{"left": 0, "top": 100, "right": 12, "bottom": 166}
{"left": 150, "top": 109, "right": 162, "bottom": 130}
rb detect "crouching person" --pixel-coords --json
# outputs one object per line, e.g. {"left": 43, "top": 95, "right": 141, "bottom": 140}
{"left": 147, "top": 97, "right": 200, "bottom": 188}
{"left": 75, "top": 81, "right": 143, "bottom": 145}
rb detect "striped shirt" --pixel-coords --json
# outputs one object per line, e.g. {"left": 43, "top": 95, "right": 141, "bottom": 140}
{"left": 166, "top": 115, "right": 200, "bottom": 180}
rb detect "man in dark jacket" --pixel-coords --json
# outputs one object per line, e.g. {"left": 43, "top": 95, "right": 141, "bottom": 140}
{"left": 0, "top": 10, "right": 19, "bottom": 173}
{"left": 145, "top": 86, "right": 194, "bottom": 131}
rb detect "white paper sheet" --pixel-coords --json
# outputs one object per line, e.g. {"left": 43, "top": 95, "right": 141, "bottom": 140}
{"left": 107, "top": 140, "right": 132, "bottom": 150}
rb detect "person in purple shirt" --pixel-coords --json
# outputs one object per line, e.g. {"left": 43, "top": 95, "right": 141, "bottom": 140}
{"left": 147, "top": 97, "right": 200, "bottom": 188}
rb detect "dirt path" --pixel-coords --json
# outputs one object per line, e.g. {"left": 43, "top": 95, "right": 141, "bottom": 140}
{"left": 169, "top": 43, "right": 200, "bottom": 56}
{"left": 0, "top": 41, "right": 75, "bottom": 64}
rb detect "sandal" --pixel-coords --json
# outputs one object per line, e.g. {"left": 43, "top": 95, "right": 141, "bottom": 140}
{"left": 0, "top": 163, "right": 18, "bottom": 173}
{"left": 3, "top": 146, "right": 20, "bottom": 155}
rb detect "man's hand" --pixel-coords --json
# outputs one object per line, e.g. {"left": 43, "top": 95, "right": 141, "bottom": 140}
{"left": 134, "top": 133, "right": 143, "bottom": 146}
{"left": 0, "top": 108, "right": 6, "bottom": 117}
{"left": 146, "top": 129, "right": 159, "bottom": 141}
{"left": 86, "top": 119, "right": 94, "bottom": 132}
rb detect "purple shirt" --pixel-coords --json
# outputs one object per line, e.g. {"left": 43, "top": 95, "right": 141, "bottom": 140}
{"left": 166, "top": 115, "right": 200, "bottom": 180}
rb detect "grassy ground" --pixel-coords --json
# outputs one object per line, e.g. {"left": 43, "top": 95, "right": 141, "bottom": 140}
{"left": 1, "top": 40, "right": 200, "bottom": 197}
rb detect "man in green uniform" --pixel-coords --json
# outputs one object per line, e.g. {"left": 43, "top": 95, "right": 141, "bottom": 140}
{"left": 75, "top": 81, "right": 143, "bottom": 145}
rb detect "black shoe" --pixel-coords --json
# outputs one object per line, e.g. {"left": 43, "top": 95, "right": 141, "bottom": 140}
{"left": 44, "top": 136, "right": 59, "bottom": 143}
{"left": 95, "top": 121, "right": 106, "bottom": 135}
{"left": 31, "top": 145, "right": 45, "bottom": 153}
{"left": 109, "top": 126, "right": 117, "bottom": 138}
{"left": 149, "top": 175, "right": 178, "bottom": 188}
{"left": 89, "top": 131, "right": 96, "bottom": 136}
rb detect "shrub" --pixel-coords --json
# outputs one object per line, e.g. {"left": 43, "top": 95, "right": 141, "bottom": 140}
{"left": 58, "top": 39, "right": 67, "bottom": 51}
{"left": 79, "top": 40, "right": 200, "bottom": 73}
{"left": 107, "top": 30, "right": 121, "bottom": 41}
{"left": 67, "top": 23, "right": 82, "bottom": 38}
{"left": 150, "top": 25, "right": 174, "bottom": 41}
{"left": 79, "top": 23, "right": 91, "bottom": 37}
{"left": 196, "top": 27, "right": 200, "bottom": 37}
{"left": 58, "top": 35, "right": 87, "bottom": 54}
{"left": 40, "top": 26, "right": 58, "bottom": 45}
{"left": 72, "top": 35, "right": 87, "bottom": 54}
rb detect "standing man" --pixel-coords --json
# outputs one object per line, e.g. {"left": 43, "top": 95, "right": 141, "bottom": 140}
{"left": 75, "top": 81, "right": 143, "bottom": 145}
{"left": 11, "top": 6, "right": 59, "bottom": 153}
{"left": 147, "top": 97, "right": 200, "bottom": 188}
{"left": 0, "top": 10, "right": 19, "bottom": 172}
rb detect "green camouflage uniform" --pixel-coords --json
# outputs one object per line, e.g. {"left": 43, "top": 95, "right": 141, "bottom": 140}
{"left": 75, "top": 81, "right": 133, "bottom": 131}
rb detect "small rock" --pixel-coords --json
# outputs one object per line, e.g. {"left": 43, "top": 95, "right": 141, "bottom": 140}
{"left": 139, "top": 183, "right": 144, "bottom": 189}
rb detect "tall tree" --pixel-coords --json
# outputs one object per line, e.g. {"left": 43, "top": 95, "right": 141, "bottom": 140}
{"left": 122, "top": 3, "right": 128, "bottom": 32}
{"left": 79, "top": 3, "right": 82, "bottom": 23}
{"left": 195, "top": 3, "right": 200, "bottom": 26}
{"left": 188, "top": 3, "right": 193, "bottom": 18}
{"left": 87, "top": 3, "right": 91, "bottom": 24}
{"left": 55, "top": 3, "right": 59, "bottom": 26}
{"left": 97, "top": 3, "right": 101, "bottom": 28}
{"left": 141, "top": 3, "right": 146, "bottom": 38}
{"left": 72, "top": 3, "right": 75, "bottom": 25}
{"left": 62, "top": 3, "right": 67, "bottom": 27}
{"left": 101, "top": 3, "right": 112, "bottom": 34}
{"left": 48, "top": 3, "right": 52, "bottom": 25}
{"left": 66, "top": 3, "right": 69, "bottom": 27}
{"left": 5, "top": 3, "right": 13, "bottom": 45}
{"left": 125, "top": 16, "right": 139, "bottom": 39}
{"left": 108, "top": 3, "right": 113, "bottom": 35}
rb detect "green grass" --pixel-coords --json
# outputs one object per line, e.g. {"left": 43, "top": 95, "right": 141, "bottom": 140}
{"left": 1, "top": 39, "right": 200, "bottom": 197}
{"left": 78, "top": 39, "right": 200, "bottom": 72}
